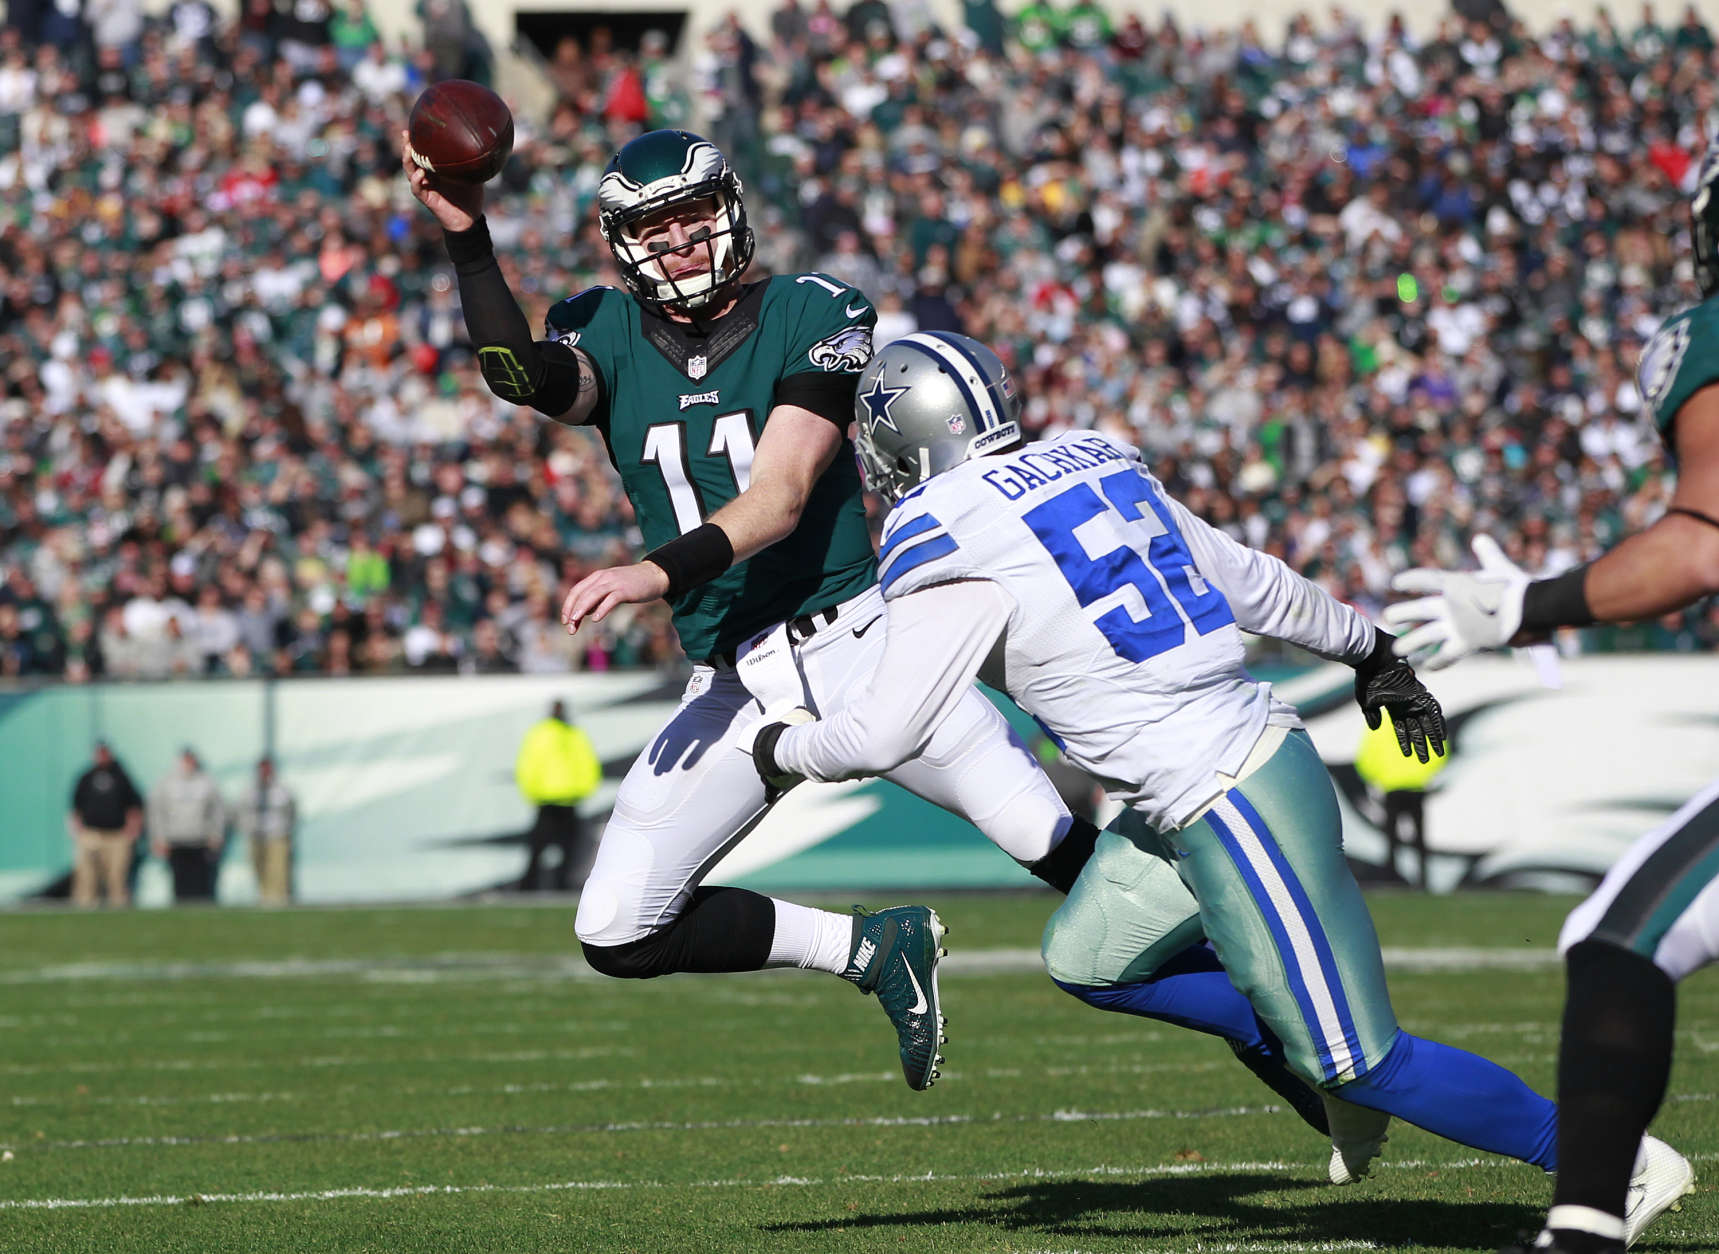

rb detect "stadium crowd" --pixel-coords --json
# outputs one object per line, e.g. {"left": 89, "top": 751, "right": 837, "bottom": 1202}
{"left": 1, "top": 0, "right": 1717, "bottom": 682}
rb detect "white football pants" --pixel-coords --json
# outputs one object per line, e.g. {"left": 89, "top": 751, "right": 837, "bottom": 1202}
{"left": 574, "top": 585, "right": 1069, "bottom": 946}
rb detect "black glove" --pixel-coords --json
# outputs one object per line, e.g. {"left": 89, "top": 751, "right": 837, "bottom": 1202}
{"left": 748, "top": 708, "right": 812, "bottom": 801}
{"left": 1352, "top": 628, "right": 1447, "bottom": 763}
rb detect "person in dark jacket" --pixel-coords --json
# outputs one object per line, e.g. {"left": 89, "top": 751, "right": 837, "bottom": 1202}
{"left": 68, "top": 741, "right": 144, "bottom": 907}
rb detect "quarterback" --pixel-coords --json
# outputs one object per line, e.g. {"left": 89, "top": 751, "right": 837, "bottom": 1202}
{"left": 1385, "top": 140, "right": 1719, "bottom": 1254}
{"left": 752, "top": 332, "right": 1689, "bottom": 1240}
{"left": 403, "top": 128, "right": 1111, "bottom": 1092}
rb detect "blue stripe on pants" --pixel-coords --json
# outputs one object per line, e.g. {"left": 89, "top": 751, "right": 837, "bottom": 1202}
{"left": 1205, "top": 803, "right": 1340, "bottom": 1082}
{"left": 1227, "top": 790, "right": 1369, "bottom": 1079}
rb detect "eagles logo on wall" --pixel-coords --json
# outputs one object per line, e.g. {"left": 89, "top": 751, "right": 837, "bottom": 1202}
{"left": 807, "top": 325, "right": 873, "bottom": 372}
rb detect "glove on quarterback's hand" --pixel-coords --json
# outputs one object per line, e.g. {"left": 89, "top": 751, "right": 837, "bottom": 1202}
{"left": 748, "top": 707, "right": 815, "bottom": 801}
{"left": 1353, "top": 629, "right": 1447, "bottom": 764}
{"left": 1383, "top": 535, "right": 1529, "bottom": 670}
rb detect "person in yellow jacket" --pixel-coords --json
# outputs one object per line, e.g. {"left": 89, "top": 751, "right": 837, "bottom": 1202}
{"left": 1355, "top": 711, "right": 1448, "bottom": 889}
{"left": 516, "top": 700, "right": 603, "bottom": 892}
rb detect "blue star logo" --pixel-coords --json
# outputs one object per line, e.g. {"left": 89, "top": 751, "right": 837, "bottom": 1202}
{"left": 859, "top": 377, "right": 909, "bottom": 437}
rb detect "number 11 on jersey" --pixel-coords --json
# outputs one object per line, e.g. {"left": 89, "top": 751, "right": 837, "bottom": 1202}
{"left": 641, "top": 411, "right": 758, "bottom": 534}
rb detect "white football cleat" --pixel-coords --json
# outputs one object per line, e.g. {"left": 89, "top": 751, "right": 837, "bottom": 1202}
{"left": 1623, "top": 1133, "right": 1694, "bottom": 1246}
{"left": 1324, "top": 1095, "right": 1391, "bottom": 1185}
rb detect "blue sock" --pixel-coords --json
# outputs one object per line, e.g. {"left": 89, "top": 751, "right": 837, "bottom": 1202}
{"left": 1052, "top": 943, "right": 1274, "bottom": 1052}
{"left": 1053, "top": 945, "right": 1332, "bottom": 1135}
{"left": 1338, "top": 1031, "right": 1558, "bottom": 1170}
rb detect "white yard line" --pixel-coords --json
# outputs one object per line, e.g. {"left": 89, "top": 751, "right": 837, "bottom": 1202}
{"left": 3, "top": 1057, "right": 1234, "bottom": 1109}
{"left": 0, "top": 946, "right": 1560, "bottom": 987}
{"left": 0, "top": 1156, "right": 1550, "bottom": 1212}
{"left": 5, "top": 1103, "right": 1294, "bottom": 1153}
{"left": 0, "top": 1044, "right": 629, "bottom": 1078}
{"left": 3, "top": 1052, "right": 1237, "bottom": 1107}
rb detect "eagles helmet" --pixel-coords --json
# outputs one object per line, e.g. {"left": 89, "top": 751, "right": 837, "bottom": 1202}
{"left": 854, "top": 332, "right": 1023, "bottom": 505}
{"left": 597, "top": 130, "right": 756, "bottom": 313}
{"left": 1695, "top": 133, "right": 1719, "bottom": 298}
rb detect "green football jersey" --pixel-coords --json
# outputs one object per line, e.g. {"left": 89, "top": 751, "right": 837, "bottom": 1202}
{"left": 1638, "top": 291, "right": 1719, "bottom": 455}
{"left": 545, "top": 273, "right": 879, "bottom": 662}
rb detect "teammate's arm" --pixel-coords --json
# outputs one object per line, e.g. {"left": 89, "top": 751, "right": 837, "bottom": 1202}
{"left": 762, "top": 580, "right": 1012, "bottom": 783}
{"left": 401, "top": 134, "right": 598, "bottom": 426}
{"left": 1388, "top": 387, "right": 1719, "bottom": 663}
{"left": 1567, "top": 386, "right": 1719, "bottom": 622}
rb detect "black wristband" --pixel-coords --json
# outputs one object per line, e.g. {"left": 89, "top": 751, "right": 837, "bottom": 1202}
{"left": 1520, "top": 564, "right": 1595, "bottom": 633}
{"left": 643, "top": 523, "right": 735, "bottom": 600}
{"left": 443, "top": 217, "right": 495, "bottom": 270}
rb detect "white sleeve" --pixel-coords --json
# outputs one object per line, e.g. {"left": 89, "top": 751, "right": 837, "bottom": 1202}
{"left": 772, "top": 580, "right": 1012, "bottom": 782}
{"left": 1165, "top": 494, "right": 1376, "bottom": 662}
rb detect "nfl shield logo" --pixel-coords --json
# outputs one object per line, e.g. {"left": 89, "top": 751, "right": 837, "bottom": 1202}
{"left": 946, "top": 414, "right": 966, "bottom": 434}
{"left": 688, "top": 354, "right": 708, "bottom": 380}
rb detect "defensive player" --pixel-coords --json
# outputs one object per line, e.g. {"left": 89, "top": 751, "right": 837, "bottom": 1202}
{"left": 751, "top": 332, "right": 1688, "bottom": 1238}
{"left": 403, "top": 127, "right": 1107, "bottom": 1092}
{"left": 1384, "top": 141, "right": 1719, "bottom": 1254}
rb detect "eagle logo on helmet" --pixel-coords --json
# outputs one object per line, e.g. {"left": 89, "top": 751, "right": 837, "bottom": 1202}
{"left": 596, "top": 130, "right": 756, "bottom": 314}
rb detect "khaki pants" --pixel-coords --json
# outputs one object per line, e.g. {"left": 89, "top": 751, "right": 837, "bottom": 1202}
{"left": 253, "top": 838, "right": 292, "bottom": 905}
{"left": 72, "top": 828, "right": 132, "bottom": 907}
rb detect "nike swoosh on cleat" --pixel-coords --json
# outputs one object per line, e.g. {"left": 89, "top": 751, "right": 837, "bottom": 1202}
{"left": 903, "top": 959, "right": 929, "bottom": 1016}
{"left": 851, "top": 616, "right": 882, "bottom": 639}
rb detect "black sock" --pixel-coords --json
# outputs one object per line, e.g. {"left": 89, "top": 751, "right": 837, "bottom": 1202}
{"left": 1550, "top": 940, "right": 1676, "bottom": 1221}
{"left": 594, "top": 885, "right": 777, "bottom": 976}
{"left": 1026, "top": 815, "right": 1101, "bottom": 894}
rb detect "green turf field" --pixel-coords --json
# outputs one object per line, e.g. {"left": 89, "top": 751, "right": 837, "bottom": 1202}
{"left": 1, "top": 892, "right": 1713, "bottom": 1253}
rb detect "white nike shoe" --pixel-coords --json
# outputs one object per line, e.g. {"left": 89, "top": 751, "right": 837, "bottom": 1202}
{"left": 1324, "top": 1095, "right": 1391, "bottom": 1185}
{"left": 1622, "top": 1134, "right": 1694, "bottom": 1246}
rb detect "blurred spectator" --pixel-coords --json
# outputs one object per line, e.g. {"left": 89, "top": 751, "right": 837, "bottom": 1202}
{"left": 68, "top": 740, "right": 143, "bottom": 907}
{"left": 0, "top": 0, "right": 1716, "bottom": 694}
{"left": 514, "top": 698, "right": 601, "bottom": 891}
{"left": 148, "top": 747, "right": 226, "bottom": 902}
{"left": 235, "top": 754, "right": 296, "bottom": 904}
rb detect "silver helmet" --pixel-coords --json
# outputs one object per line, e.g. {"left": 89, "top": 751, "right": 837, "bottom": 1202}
{"left": 853, "top": 332, "right": 1023, "bottom": 505}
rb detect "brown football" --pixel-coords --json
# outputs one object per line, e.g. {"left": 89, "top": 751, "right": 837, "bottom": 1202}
{"left": 408, "top": 80, "right": 514, "bottom": 184}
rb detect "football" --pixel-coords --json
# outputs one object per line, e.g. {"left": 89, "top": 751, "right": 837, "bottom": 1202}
{"left": 408, "top": 80, "right": 514, "bottom": 184}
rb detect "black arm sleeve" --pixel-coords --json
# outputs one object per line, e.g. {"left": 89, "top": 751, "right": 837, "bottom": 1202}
{"left": 773, "top": 370, "right": 861, "bottom": 428}
{"left": 444, "top": 218, "right": 586, "bottom": 419}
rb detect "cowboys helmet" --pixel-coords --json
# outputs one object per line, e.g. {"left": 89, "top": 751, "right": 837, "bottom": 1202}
{"left": 597, "top": 130, "right": 756, "bottom": 313}
{"left": 854, "top": 332, "right": 1023, "bottom": 505}
{"left": 1694, "top": 133, "right": 1719, "bottom": 298}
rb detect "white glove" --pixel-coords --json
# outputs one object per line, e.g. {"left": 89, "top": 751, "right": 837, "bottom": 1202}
{"left": 1383, "top": 535, "right": 1529, "bottom": 670}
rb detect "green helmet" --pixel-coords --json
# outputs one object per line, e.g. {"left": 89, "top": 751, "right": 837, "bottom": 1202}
{"left": 1695, "top": 134, "right": 1719, "bottom": 298}
{"left": 596, "top": 130, "right": 755, "bottom": 314}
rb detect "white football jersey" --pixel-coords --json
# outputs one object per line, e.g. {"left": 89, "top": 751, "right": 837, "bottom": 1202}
{"left": 873, "top": 431, "right": 1374, "bottom": 828}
